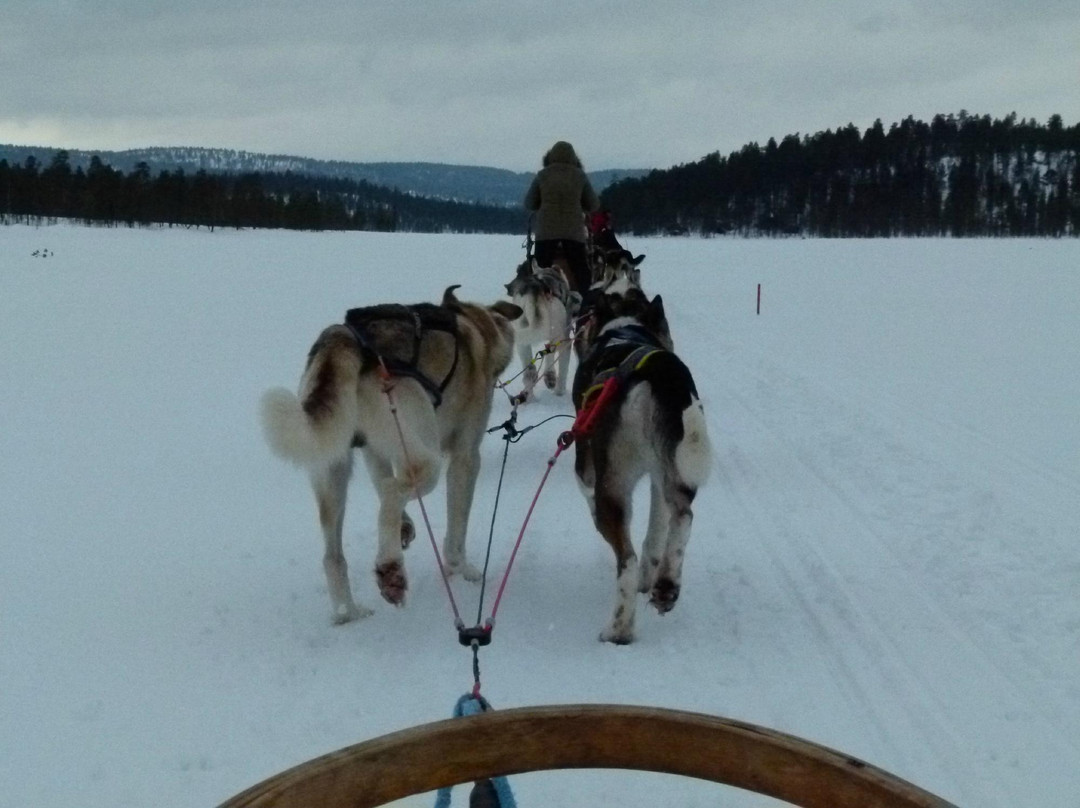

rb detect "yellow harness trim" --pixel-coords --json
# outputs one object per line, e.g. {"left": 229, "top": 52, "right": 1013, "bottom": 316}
{"left": 580, "top": 348, "right": 662, "bottom": 410}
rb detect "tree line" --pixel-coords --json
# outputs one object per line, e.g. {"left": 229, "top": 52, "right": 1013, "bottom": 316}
{"left": 600, "top": 113, "right": 1080, "bottom": 237}
{"left": 5, "top": 112, "right": 1079, "bottom": 237}
{"left": 0, "top": 152, "right": 525, "bottom": 233}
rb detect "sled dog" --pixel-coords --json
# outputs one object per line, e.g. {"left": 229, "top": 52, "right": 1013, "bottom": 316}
{"left": 261, "top": 286, "right": 522, "bottom": 624}
{"left": 573, "top": 250, "right": 647, "bottom": 361}
{"left": 591, "top": 249, "right": 645, "bottom": 297}
{"left": 504, "top": 258, "right": 579, "bottom": 400}
{"left": 571, "top": 288, "right": 712, "bottom": 643}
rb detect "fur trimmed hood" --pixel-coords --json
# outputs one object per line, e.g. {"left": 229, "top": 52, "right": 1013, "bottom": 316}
{"left": 525, "top": 141, "right": 599, "bottom": 243}
{"left": 543, "top": 140, "right": 583, "bottom": 168}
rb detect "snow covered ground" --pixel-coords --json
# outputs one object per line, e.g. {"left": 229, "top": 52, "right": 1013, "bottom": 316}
{"left": 1, "top": 223, "right": 1078, "bottom": 807}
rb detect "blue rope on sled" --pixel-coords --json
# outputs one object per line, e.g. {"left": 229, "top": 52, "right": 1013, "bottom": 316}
{"left": 433, "top": 693, "right": 517, "bottom": 808}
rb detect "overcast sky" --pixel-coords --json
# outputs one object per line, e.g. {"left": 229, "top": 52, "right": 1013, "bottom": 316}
{"left": 2, "top": 1, "right": 1078, "bottom": 172}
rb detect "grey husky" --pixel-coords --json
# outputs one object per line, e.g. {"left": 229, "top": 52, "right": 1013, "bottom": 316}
{"left": 504, "top": 258, "right": 579, "bottom": 400}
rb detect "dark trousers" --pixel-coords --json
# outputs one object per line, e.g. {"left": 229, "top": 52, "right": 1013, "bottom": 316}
{"left": 534, "top": 239, "right": 590, "bottom": 293}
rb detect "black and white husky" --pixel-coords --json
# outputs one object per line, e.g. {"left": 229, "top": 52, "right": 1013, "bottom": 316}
{"left": 590, "top": 249, "right": 645, "bottom": 297}
{"left": 571, "top": 289, "right": 712, "bottom": 643}
{"left": 504, "top": 259, "right": 579, "bottom": 400}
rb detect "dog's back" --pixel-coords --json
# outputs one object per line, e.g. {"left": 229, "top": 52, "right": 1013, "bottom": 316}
{"left": 575, "top": 341, "right": 710, "bottom": 489}
{"left": 262, "top": 289, "right": 517, "bottom": 471}
{"left": 506, "top": 260, "right": 573, "bottom": 332}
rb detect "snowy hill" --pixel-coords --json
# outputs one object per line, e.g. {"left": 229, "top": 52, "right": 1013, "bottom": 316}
{"left": 0, "top": 144, "right": 648, "bottom": 207}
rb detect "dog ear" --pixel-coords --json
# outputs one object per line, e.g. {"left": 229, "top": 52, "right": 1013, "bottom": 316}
{"left": 632, "top": 253, "right": 646, "bottom": 266}
{"left": 442, "top": 285, "right": 462, "bottom": 306}
{"left": 646, "top": 294, "right": 666, "bottom": 325}
{"left": 490, "top": 300, "right": 523, "bottom": 322}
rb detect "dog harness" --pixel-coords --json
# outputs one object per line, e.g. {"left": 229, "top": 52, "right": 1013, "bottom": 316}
{"left": 532, "top": 265, "right": 578, "bottom": 310}
{"left": 567, "top": 325, "right": 665, "bottom": 443}
{"left": 344, "top": 302, "right": 460, "bottom": 408}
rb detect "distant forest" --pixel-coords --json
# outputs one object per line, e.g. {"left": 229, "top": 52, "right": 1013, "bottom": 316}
{"left": 0, "top": 153, "right": 524, "bottom": 233}
{"left": 603, "top": 112, "right": 1080, "bottom": 237}
{"left": 3, "top": 112, "right": 1079, "bottom": 236}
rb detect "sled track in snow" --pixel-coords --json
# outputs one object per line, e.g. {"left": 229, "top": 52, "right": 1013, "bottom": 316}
{"left": 705, "top": 351, "right": 1080, "bottom": 807}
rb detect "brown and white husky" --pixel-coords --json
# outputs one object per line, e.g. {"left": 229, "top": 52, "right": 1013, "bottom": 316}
{"left": 261, "top": 286, "right": 521, "bottom": 624}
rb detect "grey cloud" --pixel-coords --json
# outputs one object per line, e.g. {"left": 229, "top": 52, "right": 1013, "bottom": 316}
{"left": 1, "top": 0, "right": 1077, "bottom": 170}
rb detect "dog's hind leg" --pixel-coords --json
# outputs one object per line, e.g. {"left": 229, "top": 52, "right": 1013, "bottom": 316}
{"left": 553, "top": 326, "right": 572, "bottom": 396}
{"left": 593, "top": 483, "right": 639, "bottom": 644}
{"left": 311, "top": 455, "right": 372, "bottom": 624}
{"left": 400, "top": 511, "right": 416, "bottom": 549}
{"left": 517, "top": 340, "right": 537, "bottom": 402}
{"left": 443, "top": 441, "right": 483, "bottom": 582}
{"left": 541, "top": 345, "right": 557, "bottom": 390}
{"left": 362, "top": 451, "right": 415, "bottom": 549}
{"left": 364, "top": 390, "right": 442, "bottom": 605}
{"left": 638, "top": 478, "right": 670, "bottom": 594}
{"left": 368, "top": 450, "right": 439, "bottom": 607}
{"left": 650, "top": 479, "right": 696, "bottom": 614}
{"left": 649, "top": 396, "right": 711, "bottom": 612}
{"left": 573, "top": 442, "right": 597, "bottom": 520}
{"left": 372, "top": 475, "right": 411, "bottom": 606}
{"left": 541, "top": 305, "right": 559, "bottom": 391}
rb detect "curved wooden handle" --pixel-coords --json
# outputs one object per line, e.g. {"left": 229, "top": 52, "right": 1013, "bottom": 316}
{"left": 219, "top": 704, "right": 957, "bottom": 808}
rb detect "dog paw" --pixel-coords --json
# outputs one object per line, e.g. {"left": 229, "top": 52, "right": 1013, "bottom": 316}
{"left": 649, "top": 578, "right": 680, "bottom": 613}
{"left": 375, "top": 561, "right": 408, "bottom": 606}
{"left": 599, "top": 624, "right": 634, "bottom": 645}
{"left": 543, "top": 370, "right": 557, "bottom": 389}
{"left": 523, "top": 367, "right": 538, "bottom": 385}
{"left": 332, "top": 602, "right": 374, "bottom": 625}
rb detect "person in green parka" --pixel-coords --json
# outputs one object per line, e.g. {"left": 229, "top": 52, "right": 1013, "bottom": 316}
{"left": 524, "top": 140, "right": 600, "bottom": 295}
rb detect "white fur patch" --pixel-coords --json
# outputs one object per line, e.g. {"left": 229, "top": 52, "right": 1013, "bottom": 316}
{"left": 675, "top": 397, "right": 713, "bottom": 488}
{"left": 260, "top": 388, "right": 337, "bottom": 467}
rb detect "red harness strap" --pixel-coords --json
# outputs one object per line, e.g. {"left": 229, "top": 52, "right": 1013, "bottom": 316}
{"left": 571, "top": 376, "right": 621, "bottom": 441}
{"left": 559, "top": 344, "right": 662, "bottom": 449}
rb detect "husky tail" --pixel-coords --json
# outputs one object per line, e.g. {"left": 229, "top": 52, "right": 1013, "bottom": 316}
{"left": 675, "top": 394, "right": 713, "bottom": 489}
{"left": 261, "top": 332, "right": 362, "bottom": 468}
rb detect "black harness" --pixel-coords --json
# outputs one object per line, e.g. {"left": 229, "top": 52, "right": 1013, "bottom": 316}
{"left": 344, "top": 303, "right": 460, "bottom": 408}
{"left": 532, "top": 265, "right": 577, "bottom": 310}
{"left": 574, "top": 324, "right": 666, "bottom": 416}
